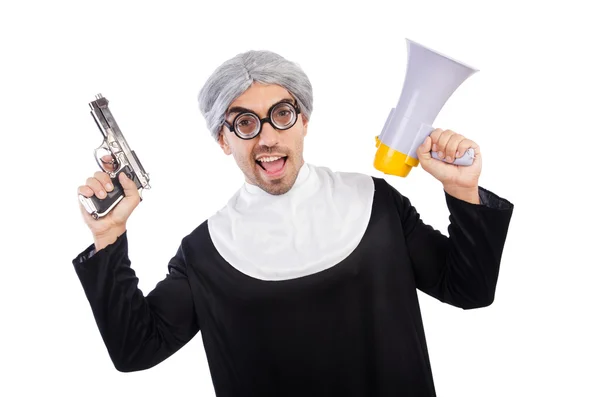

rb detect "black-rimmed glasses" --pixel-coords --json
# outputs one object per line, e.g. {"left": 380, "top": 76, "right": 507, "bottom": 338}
{"left": 223, "top": 100, "right": 301, "bottom": 140}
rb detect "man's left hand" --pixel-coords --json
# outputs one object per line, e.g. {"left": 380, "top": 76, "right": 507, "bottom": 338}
{"left": 417, "top": 128, "right": 482, "bottom": 197}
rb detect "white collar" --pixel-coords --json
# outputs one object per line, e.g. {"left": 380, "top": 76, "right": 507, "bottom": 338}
{"left": 208, "top": 163, "right": 374, "bottom": 281}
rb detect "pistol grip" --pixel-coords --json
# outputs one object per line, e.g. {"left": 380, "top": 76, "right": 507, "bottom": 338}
{"left": 81, "top": 165, "right": 142, "bottom": 219}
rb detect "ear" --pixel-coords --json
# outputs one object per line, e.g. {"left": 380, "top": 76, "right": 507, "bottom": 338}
{"left": 218, "top": 130, "right": 232, "bottom": 155}
{"left": 301, "top": 114, "right": 309, "bottom": 137}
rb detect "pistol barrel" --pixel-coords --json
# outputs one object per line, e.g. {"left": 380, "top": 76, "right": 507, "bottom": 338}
{"left": 88, "top": 94, "right": 150, "bottom": 190}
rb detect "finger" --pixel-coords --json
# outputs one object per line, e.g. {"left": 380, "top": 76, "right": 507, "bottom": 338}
{"left": 77, "top": 185, "right": 94, "bottom": 198}
{"left": 444, "top": 133, "right": 465, "bottom": 163}
{"left": 86, "top": 177, "right": 107, "bottom": 199}
{"left": 459, "top": 139, "right": 482, "bottom": 166}
{"left": 429, "top": 128, "right": 443, "bottom": 152}
{"left": 420, "top": 135, "right": 432, "bottom": 152}
{"left": 456, "top": 139, "right": 475, "bottom": 158}
{"left": 435, "top": 129, "right": 456, "bottom": 160}
{"left": 417, "top": 136, "right": 433, "bottom": 162}
{"left": 100, "top": 154, "right": 118, "bottom": 172}
{"left": 119, "top": 172, "right": 140, "bottom": 199}
{"left": 100, "top": 154, "right": 113, "bottom": 162}
{"left": 94, "top": 171, "right": 114, "bottom": 192}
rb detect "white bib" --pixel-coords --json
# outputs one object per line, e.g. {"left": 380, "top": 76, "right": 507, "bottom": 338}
{"left": 207, "top": 162, "right": 375, "bottom": 281}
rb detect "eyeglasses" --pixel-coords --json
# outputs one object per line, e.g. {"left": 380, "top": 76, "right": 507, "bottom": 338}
{"left": 223, "top": 100, "right": 301, "bottom": 140}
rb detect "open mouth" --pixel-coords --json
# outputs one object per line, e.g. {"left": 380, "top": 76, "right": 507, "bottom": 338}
{"left": 256, "top": 156, "right": 288, "bottom": 176}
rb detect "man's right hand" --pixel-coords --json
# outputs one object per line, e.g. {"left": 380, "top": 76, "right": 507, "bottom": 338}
{"left": 78, "top": 171, "right": 141, "bottom": 251}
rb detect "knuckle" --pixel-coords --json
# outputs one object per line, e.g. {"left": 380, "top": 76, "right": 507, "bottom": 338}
{"left": 77, "top": 186, "right": 91, "bottom": 196}
{"left": 461, "top": 140, "right": 474, "bottom": 150}
{"left": 94, "top": 171, "right": 110, "bottom": 183}
{"left": 86, "top": 177, "right": 105, "bottom": 195}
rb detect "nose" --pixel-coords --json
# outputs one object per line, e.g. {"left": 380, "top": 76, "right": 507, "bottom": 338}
{"left": 257, "top": 122, "right": 280, "bottom": 147}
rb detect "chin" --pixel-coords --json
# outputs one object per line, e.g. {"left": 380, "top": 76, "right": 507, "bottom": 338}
{"left": 253, "top": 157, "right": 297, "bottom": 195}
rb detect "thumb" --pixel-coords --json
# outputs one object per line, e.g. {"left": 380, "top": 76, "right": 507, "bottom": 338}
{"left": 106, "top": 171, "right": 140, "bottom": 223}
{"left": 119, "top": 171, "right": 140, "bottom": 199}
{"left": 417, "top": 136, "right": 434, "bottom": 164}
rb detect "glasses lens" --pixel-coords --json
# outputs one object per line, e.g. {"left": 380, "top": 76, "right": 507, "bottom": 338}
{"left": 271, "top": 103, "right": 296, "bottom": 129}
{"left": 235, "top": 114, "right": 259, "bottom": 137}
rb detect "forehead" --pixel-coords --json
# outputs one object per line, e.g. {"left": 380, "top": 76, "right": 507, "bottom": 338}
{"left": 226, "top": 83, "right": 294, "bottom": 116}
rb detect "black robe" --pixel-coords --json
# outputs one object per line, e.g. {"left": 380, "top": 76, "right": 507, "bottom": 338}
{"left": 73, "top": 176, "right": 514, "bottom": 396}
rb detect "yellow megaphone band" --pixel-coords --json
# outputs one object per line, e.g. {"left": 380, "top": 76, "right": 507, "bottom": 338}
{"left": 374, "top": 136, "right": 419, "bottom": 177}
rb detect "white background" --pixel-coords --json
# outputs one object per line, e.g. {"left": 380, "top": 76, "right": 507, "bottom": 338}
{"left": 1, "top": 0, "right": 598, "bottom": 395}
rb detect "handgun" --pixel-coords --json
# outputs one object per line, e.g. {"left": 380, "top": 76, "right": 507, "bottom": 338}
{"left": 79, "top": 93, "right": 151, "bottom": 220}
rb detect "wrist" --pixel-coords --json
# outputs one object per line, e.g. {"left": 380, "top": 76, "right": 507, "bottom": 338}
{"left": 93, "top": 225, "right": 126, "bottom": 251}
{"left": 443, "top": 184, "right": 480, "bottom": 204}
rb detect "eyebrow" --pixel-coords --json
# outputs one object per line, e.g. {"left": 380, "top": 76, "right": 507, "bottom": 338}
{"left": 225, "top": 98, "right": 295, "bottom": 118}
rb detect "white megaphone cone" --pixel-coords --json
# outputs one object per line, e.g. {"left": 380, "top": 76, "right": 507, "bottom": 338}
{"left": 374, "top": 39, "right": 478, "bottom": 177}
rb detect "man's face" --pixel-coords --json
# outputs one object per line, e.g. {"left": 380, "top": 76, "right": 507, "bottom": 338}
{"left": 218, "top": 82, "right": 308, "bottom": 195}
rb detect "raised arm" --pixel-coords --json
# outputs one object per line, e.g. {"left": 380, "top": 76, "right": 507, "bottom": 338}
{"left": 73, "top": 231, "right": 199, "bottom": 372}
{"left": 75, "top": 170, "right": 198, "bottom": 372}
{"left": 391, "top": 183, "right": 514, "bottom": 309}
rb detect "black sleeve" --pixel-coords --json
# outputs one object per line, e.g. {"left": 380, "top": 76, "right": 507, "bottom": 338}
{"left": 390, "top": 183, "right": 514, "bottom": 309}
{"left": 72, "top": 231, "right": 200, "bottom": 372}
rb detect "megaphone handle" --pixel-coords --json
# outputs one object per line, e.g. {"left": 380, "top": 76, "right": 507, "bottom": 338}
{"left": 432, "top": 148, "right": 475, "bottom": 166}
{"left": 410, "top": 123, "right": 475, "bottom": 166}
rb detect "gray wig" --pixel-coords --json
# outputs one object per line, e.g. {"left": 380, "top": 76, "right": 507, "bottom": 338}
{"left": 197, "top": 50, "right": 313, "bottom": 142}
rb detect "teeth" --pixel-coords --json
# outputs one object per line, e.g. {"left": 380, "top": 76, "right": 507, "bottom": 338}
{"left": 257, "top": 156, "right": 282, "bottom": 162}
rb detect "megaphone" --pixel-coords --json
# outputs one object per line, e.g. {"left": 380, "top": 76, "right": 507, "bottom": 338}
{"left": 374, "top": 38, "right": 479, "bottom": 177}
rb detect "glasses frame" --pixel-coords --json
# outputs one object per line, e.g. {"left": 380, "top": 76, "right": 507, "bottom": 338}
{"left": 223, "top": 100, "right": 302, "bottom": 140}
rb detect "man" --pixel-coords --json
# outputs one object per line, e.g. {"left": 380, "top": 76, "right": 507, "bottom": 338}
{"left": 74, "top": 50, "right": 514, "bottom": 396}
